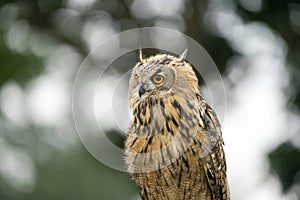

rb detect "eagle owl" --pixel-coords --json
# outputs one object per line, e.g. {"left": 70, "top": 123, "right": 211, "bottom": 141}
{"left": 125, "top": 50, "right": 230, "bottom": 200}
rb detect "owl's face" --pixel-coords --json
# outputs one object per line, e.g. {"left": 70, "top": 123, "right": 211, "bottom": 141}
{"left": 132, "top": 62, "right": 175, "bottom": 97}
{"left": 128, "top": 52, "right": 199, "bottom": 109}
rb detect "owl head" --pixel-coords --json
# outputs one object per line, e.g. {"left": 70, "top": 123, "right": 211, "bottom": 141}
{"left": 128, "top": 50, "right": 199, "bottom": 109}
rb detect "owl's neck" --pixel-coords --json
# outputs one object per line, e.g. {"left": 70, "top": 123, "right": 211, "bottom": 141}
{"left": 132, "top": 93, "right": 202, "bottom": 137}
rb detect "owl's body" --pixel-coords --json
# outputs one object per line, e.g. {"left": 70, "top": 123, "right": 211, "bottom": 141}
{"left": 125, "top": 51, "right": 230, "bottom": 200}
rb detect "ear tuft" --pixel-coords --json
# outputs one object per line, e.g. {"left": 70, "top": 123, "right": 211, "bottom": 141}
{"left": 138, "top": 48, "right": 144, "bottom": 62}
{"left": 178, "top": 49, "right": 188, "bottom": 61}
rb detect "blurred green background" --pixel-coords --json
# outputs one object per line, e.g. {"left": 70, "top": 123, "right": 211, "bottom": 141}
{"left": 0, "top": 0, "right": 300, "bottom": 199}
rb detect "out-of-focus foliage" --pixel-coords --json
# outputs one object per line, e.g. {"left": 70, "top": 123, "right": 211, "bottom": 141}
{"left": 0, "top": 0, "right": 299, "bottom": 199}
{"left": 236, "top": 0, "right": 300, "bottom": 112}
{"left": 0, "top": 137, "right": 136, "bottom": 200}
{"left": 268, "top": 142, "right": 300, "bottom": 193}
{"left": 0, "top": 36, "right": 43, "bottom": 87}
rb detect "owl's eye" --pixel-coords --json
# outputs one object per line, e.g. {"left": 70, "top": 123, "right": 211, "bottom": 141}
{"left": 151, "top": 73, "right": 165, "bottom": 85}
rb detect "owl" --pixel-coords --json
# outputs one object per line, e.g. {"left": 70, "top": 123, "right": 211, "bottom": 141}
{"left": 125, "top": 50, "right": 230, "bottom": 200}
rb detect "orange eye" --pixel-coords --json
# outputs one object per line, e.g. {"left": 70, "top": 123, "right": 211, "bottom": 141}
{"left": 151, "top": 74, "right": 165, "bottom": 85}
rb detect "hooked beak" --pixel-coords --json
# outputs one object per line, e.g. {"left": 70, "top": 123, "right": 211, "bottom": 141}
{"left": 138, "top": 84, "right": 148, "bottom": 98}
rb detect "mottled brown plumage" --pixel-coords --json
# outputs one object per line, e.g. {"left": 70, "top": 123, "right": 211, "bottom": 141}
{"left": 125, "top": 51, "right": 230, "bottom": 200}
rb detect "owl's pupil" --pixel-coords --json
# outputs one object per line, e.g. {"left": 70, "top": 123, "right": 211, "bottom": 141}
{"left": 155, "top": 75, "right": 162, "bottom": 81}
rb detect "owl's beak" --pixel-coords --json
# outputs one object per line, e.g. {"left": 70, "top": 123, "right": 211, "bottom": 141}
{"left": 138, "top": 84, "right": 147, "bottom": 97}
